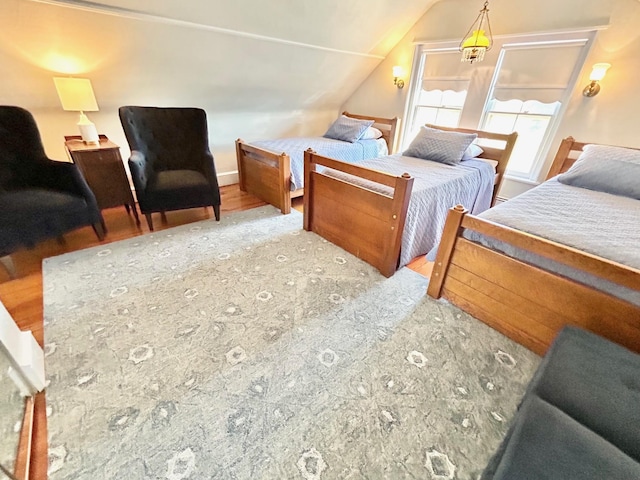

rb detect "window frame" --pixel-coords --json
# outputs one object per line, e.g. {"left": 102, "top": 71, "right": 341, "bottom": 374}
{"left": 403, "top": 29, "right": 599, "bottom": 183}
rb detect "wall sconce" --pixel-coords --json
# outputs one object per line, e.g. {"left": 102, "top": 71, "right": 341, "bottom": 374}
{"left": 459, "top": 1, "right": 493, "bottom": 64}
{"left": 583, "top": 63, "right": 611, "bottom": 97}
{"left": 53, "top": 77, "right": 100, "bottom": 145}
{"left": 393, "top": 66, "right": 405, "bottom": 89}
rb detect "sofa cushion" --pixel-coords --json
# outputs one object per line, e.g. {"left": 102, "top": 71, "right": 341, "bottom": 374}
{"left": 491, "top": 395, "right": 640, "bottom": 480}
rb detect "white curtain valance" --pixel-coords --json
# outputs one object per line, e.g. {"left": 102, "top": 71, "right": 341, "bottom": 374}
{"left": 493, "top": 86, "right": 566, "bottom": 103}
{"left": 422, "top": 78, "right": 470, "bottom": 92}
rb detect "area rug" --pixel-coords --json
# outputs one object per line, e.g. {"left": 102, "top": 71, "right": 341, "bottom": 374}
{"left": 43, "top": 206, "right": 540, "bottom": 479}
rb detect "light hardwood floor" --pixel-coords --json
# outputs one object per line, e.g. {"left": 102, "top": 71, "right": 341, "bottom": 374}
{"left": 0, "top": 184, "right": 432, "bottom": 478}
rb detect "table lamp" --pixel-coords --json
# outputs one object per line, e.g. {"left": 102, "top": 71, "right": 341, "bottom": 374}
{"left": 53, "top": 77, "right": 100, "bottom": 145}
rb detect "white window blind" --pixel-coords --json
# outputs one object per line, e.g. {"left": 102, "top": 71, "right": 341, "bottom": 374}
{"left": 492, "top": 42, "right": 586, "bottom": 103}
{"left": 422, "top": 51, "right": 474, "bottom": 92}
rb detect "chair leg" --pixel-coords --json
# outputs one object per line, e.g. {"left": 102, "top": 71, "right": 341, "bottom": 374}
{"left": 160, "top": 211, "right": 167, "bottom": 224}
{"left": 145, "top": 213, "right": 154, "bottom": 231}
{"left": 0, "top": 255, "right": 16, "bottom": 279}
{"left": 213, "top": 204, "right": 221, "bottom": 221}
{"left": 93, "top": 222, "right": 106, "bottom": 241}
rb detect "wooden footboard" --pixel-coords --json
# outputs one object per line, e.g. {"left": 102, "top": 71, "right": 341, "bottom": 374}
{"left": 303, "top": 150, "right": 414, "bottom": 277}
{"left": 428, "top": 206, "right": 640, "bottom": 355}
{"left": 235, "top": 139, "right": 292, "bottom": 214}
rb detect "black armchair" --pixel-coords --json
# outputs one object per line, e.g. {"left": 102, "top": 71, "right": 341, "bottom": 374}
{"left": 118, "top": 106, "right": 221, "bottom": 231}
{"left": 0, "top": 106, "right": 105, "bottom": 276}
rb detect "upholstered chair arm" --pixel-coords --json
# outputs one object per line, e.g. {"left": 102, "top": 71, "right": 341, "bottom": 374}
{"left": 127, "top": 150, "right": 152, "bottom": 194}
{"left": 201, "top": 152, "right": 221, "bottom": 203}
{"left": 35, "top": 158, "right": 99, "bottom": 208}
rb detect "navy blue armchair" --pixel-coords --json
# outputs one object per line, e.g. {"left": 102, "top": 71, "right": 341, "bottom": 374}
{"left": 118, "top": 106, "right": 221, "bottom": 231}
{"left": 0, "top": 106, "right": 105, "bottom": 276}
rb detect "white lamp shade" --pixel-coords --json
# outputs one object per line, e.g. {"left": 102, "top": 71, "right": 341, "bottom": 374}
{"left": 589, "top": 63, "right": 611, "bottom": 82}
{"left": 53, "top": 77, "right": 99, "bottom": 112}
{"left": 392, "top": 66, "right": 404, "bottom": 78}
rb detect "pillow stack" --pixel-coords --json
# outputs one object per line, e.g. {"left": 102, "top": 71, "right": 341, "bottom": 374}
{"left": 403, "top": 126, "right": 477, "bottom": 165}
{"left": 557, "top": 144, "right": 640, "bottom": 199}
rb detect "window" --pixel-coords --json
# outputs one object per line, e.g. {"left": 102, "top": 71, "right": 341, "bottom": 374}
{"left": 483, "top": 99, "right": 559, "bottom": 176}
{"left": 404, "top": 32, "right": 595, "bottom": 182}
{"left": 404, "top": 50, "right": 474, "bottom": 147}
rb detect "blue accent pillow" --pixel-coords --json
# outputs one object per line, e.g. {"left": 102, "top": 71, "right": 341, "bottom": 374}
{"left": 557, "top": 144, "right": 640, "bottom": 199}
{"left": 404, "top": 126, "right": 477, "bottom": 165}
{"left": 324, "top": 115, "right": 375, "bottom": 143}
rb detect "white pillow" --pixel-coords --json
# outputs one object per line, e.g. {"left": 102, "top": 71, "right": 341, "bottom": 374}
{"left": 359, "top": 127, "right": 383, "bottom": 140}
{"left": 462, "top": 143, "right": 484, "bottom": 160}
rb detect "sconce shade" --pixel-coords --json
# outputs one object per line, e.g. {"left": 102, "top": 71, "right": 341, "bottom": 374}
{"left": 583, "top": 63, "right": 611, "bottom": 97}
{"left": 459, "top": 1, "right": 493, "bottom": 64}
{"left": 53, "top": 77, "right": 99, "bottom": 112}
{"left": 392, "top": 66, "right": 405, "bottom": 89}
{"left": 589, "top": 63, "right": 611, "bottom": 81}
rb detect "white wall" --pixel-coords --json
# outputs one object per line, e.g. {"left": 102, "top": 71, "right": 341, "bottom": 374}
{"left": 343, "top": 0, "right": 640, "bottom": 198}
{"left": 0, "top": 0, "right": 436, "bottom": 185}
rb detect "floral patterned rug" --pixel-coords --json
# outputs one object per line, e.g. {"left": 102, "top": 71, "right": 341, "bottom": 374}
{"left": 43, "top": 206, "right": 539, "bottom": 479}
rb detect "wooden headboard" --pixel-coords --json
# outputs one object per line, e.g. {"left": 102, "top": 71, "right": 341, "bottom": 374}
{"left": 546, "top": 136, "right": 640, "bottom": 180}
{"left": 545, "top": 137, "right": 587, "bottom": 179}
{"left": 343, "top": 111, "right": 400, "bottom": 155}
{"left": 425, "top": 124, "right": 518, "bottom": 205}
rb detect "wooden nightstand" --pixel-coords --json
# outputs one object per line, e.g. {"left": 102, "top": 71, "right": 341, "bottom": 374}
{"left": 64, "top": 135, "right": 139, "bottom": 224}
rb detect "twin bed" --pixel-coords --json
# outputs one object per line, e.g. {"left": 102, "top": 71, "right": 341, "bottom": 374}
{"left": 235, "top": 112, "right": 399, "bottom": 214}
{"left": 237, "top": 117, "right": 639, "bottom": 355}
{"left": 303, "top": 126, "right": 517, "bottom": 276}
{"left": 427, "top": 137, "right": 640, "bottom": 354}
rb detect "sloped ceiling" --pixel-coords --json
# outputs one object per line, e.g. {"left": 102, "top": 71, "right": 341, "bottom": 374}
{"left": 1, "top": 0, "right": 438, "bottom": 111}
{"left": 0, "top": 0, "right": 439, "bottom": 171}
{"left": 86, "top": 0, "right": 434, "bottom": 56}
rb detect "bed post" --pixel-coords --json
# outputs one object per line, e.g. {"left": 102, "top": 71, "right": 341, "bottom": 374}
{"left": 545, "top": 137, "right": 575, "bottom": 180}
{"left": 303, "top": 149, "right": 316, "bottom": 230}
{"left": 278, "top": 151, "right": 291, "bottom": 215}
{"left": 427, "top": 205, "right": 468, "bottom": 298}
{"left": 381, "top": 172, "right": 413, "bottom": 277}
{"left": 235, "top": 139, "right": 246, "bottom": 191}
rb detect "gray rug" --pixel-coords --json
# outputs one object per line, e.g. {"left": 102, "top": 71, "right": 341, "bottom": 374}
{"left": 43, "top": 206, "right": 540, "bottom": 479}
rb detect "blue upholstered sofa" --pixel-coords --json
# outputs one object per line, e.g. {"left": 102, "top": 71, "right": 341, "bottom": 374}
{"left": 482, "top": 326, "right": 640, "bottom": 479}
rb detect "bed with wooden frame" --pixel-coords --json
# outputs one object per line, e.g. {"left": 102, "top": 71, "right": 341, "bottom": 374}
{"left": 303, "top": 126, "right": 518, "bottom": 277}
{"left": 427, "top": 137, "right": 640, "bottom": 355}
{"left": 235, "top": 112, "right": 400, "bottom": 214}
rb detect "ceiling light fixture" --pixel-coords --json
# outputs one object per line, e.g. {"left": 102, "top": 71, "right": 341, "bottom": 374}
{"left": 459, "top": 1, "right": 493, "bottom": 64}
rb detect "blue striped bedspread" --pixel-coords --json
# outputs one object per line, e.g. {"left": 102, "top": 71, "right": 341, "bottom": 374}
{"left": 250, "top": 137, "right": 388, "bottom": 191}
